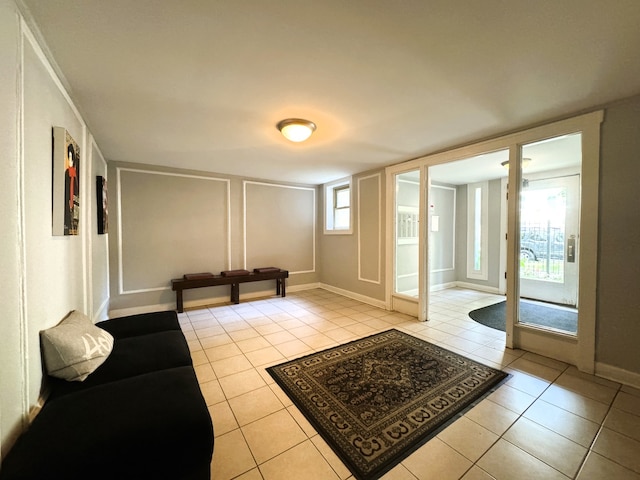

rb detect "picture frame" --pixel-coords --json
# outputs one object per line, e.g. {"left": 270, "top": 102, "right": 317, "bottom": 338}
{"left": 96, "top": 176, "right": 108, "bottom": 234}
{"left": 52, "top": 127, "right": 80, "bottom": 236}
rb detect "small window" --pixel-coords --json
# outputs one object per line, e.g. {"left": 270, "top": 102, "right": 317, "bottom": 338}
{"left": 325, "top": 178, "right": 352, "bottom": 234}
{"left": 467, "top": 181, "right": 488, "bottom": 280}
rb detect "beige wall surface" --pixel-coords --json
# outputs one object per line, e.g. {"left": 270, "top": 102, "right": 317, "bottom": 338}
{"left": 108, "top": 164, "right": 320, "bottom": 313}
{"left": 597, "top": 96, "right": 640, "bottom": 374}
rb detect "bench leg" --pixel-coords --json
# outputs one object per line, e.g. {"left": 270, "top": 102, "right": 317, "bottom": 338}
{"left": 176, "top": 290, "right": 184, "bottom": 313}
{"left": 280, "top": 279, "right": 286, "bottom": 298}
{"left": 230, "top": 283, "right": 240, "bottom": 304}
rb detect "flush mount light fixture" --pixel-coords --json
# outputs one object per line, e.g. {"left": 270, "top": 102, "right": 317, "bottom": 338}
{"left": 277, "top": 118, "right": 316, "bottom": 142}
{"left": 501, "top": 157, "right": 532, "bottom": 170}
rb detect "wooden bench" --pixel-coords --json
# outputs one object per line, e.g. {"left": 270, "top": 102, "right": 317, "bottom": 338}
{"left": 171, "top": 269, "right": 289, "bottom": 312}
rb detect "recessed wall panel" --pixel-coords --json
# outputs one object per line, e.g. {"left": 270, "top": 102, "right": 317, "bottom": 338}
{"left": 244, "top": 182, "right": 315, "bottom": 273}
{"left": 358, "top": 174, "right": 381, "bottom": 283}
{"left": 119, "top": 170, "right": 229, "bottom": 292}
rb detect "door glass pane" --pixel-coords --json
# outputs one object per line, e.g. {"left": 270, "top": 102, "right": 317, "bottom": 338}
{"left": 395, "top": 170, "right": 420, "bottom": 297}
{"left": 518, "top": 133, "right": 581, "bottom": 335}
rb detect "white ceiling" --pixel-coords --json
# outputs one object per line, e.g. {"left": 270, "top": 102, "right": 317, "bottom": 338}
{"left": 20, "top": 0, "right": 640, "bottom": 185}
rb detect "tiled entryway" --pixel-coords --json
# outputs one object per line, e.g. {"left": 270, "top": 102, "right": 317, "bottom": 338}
{"left": 178, "top": 288, "right": 640, "bottom": 479}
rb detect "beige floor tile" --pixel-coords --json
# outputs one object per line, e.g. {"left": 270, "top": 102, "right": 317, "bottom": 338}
{"left": 199, "top": 333, "right": 234, "bottom": 349}
{"left": 309, "top": 434, "right": 352, "bottom": 479}
{"left": 324, "top": 327, "right": 359, "bottom": 343}
{"left": 464, "top": 399, "right": 519, "bottom": 436}
{"left": 275, "top": 338, "right": 313, "bottom": 357}
{"left": 253, "top": 322, "right": 285, "bottom": 335}
{"left": 402, "top": 437, "right": 472, "bottom": 480}
{"left": 199, "top": 379, "right": 226, "bottom": 406}
{"left": 189, "top": 349, "right": 209, "bottom": 366}
{"left": 577, "top": 451, "right": 640, "bottom": 480}
{"left": 194, "top": 325, "right": 226, "bottom": 339}
{"left": 260, "top": 440, "right": 341, "bottom": 480}
{"left": 242, "top": 410, "right": 307, "bottom": 464}
{"left": 208, "top": 401, "right": 238, "bottom": 436}
{"left": 228, "top": 385, "right": 284, "bottom": 426}
{"left": 303, "top": 332, "right": 337, "bottom": 350}
{"left": 467, "top": 345, "right": 519, "bottom": 367}
{"left": 228, "top": 327, "right": 261, "bottom": 342}
{"left": 234, "top": 468, "right": 264, "bottom": 480}
{"left": 540, "top": 384, "right": 610, "bottom": 423}
{"left": 344, "top": 322, "right": 378, "bottom": 336}
{"left": 288, "top": 324, "right": 320, "bottom": 338}
{"left": 592, "top": 427, "right": 640, "bottom": 473}
{"left": 269, "top": 382, "right": 294, "bottom": 407}
{"left": 194, "top": 363, "right": 216, "bottom": 383}
{"left": 264, "top": 330, "right": 297, "bottom": 345}
{"left": 487, "top": 384, "right": 536, "bottom": 414}
{"left": 218, "top": 368, "right": 267, "bottom": 399}
{"left": 460, "top": 465, "right": 497, "bottom": 480}
{"left": 613, "top": 391, "right": 640, "bottom": 416}
{"left": 222, "top": 320, "right": 252, "bottom": 332}
{"left": 210, "top": 428, "right": 257, "bottom": 480}
{"left": 477, "top": 439, "right": 569, "bottom": 480}
{"left": 380, "top": 463, "right": 421, "bottom": 479}
{"left": 554, "top": 371, "right": 618, "bottom": 405}
{"left": 523, "top": 399, "right": 599, "bottom": 447}
{"left": 205, "top": 342, "right": 242, "bottom": 362}
{"left": 503, "top": 417, "right": 587, "bottom": 477}
{"left": 564, "top": 365, "right": 621, "bottom": 390}
{"left": 287, "top": 405, "right": 316, "bottom": 437}
{"left": 520, "top": 351, "right": 569, "bottom": 371}
{"left": 211, "top": 354, "right": 254, "bottom": 378}
{"left": 503, "top": 368, "right": 551, "bottom": 397}
{"left": 244, "top": 346, "right": 286, "bottom": 367}
{"left": 604, "top": 407, "right": 640, "bottom": 442}
{"left": 508, "top": 357, "right": 563, "bottom": 382}
{"left": 235, "top": 335, "right": 272, "bottom": 353}
{"left": 438, "top": 416, "right": 499, "bottom": 461}
{"left": 622, "top": 384, "right": 640, "bottom": 398}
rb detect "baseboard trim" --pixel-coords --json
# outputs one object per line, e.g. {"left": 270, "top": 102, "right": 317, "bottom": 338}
{"left": 455, "top": 281, "right": 502, "bottom": 295}
{"left": 319, "top": 283, "right": 387, "bottom": 310}
{"left": 108, "top": 283, "right": 326, "bottom": 318}
{"left": 595, "top": 362, "right": 640, "bottom": 389}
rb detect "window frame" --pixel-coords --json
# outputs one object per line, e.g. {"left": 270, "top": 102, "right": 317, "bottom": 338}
{"left": 324, "top": 177, "right": 353, "bottom": 234}
{"left": 466, "top": 181, "right": 489, "bottom": 280}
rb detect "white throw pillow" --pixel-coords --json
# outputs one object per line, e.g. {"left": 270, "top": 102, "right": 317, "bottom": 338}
{"left": 41, "top": 310, "right": 114, "bottom": 382}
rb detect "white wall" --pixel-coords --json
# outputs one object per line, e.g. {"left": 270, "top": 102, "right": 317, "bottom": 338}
{"left": 0, "top": 0, "right": 26, "bottom": 455}
{"left": 0, "top": 0, "right": 110, "bottom": 453}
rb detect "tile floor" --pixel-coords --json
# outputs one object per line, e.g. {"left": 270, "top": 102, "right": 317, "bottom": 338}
{"left": 178, "top": 288, "right": 640, "bottom": 480}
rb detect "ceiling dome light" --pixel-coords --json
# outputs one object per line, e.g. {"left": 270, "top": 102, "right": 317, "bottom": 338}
{"left": 277, "top": 118, "right": 316, "bottom": 142}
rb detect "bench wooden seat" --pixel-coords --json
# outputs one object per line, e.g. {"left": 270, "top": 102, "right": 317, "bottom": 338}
{"left": 171, "top": 269, "right": 288, "bottom": 312}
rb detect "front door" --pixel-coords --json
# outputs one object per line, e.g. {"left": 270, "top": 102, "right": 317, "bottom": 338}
{"left": 519, "top": 174, "right": 580, "bottom": 306}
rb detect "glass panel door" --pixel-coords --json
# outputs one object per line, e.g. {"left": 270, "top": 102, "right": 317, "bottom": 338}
{"left": 517, "top": 133, "right": 581, "bottom": 335}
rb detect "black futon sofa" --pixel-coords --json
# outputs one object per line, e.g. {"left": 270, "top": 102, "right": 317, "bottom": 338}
{"left": 0, "top": 311, "right": 214, "bottom": 480}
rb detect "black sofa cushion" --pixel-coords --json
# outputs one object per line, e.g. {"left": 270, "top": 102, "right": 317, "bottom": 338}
{"left": 0, "top": 366, "right": 214, "bottom": 480}
{"left": 46, "top": 330, "right": 193, "bottom": 401}
{"left": 96, "top": 310, "right": 182, "bottom": 339}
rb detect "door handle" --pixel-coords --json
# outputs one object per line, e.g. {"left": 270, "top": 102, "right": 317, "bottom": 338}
{"left": 567, "top": 235, "right": 576, "bottom": 263}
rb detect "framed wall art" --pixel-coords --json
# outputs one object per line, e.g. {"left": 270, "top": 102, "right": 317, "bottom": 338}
{"left": 52, "top": 126, "right": 80, "bottom": 236}
{"left": 96, "top": 176, "right": 108, "bottom": 234}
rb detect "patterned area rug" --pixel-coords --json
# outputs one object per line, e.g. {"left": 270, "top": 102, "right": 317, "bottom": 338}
{"left": 267, "top": 329, "right": 509, "bottom": 480}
